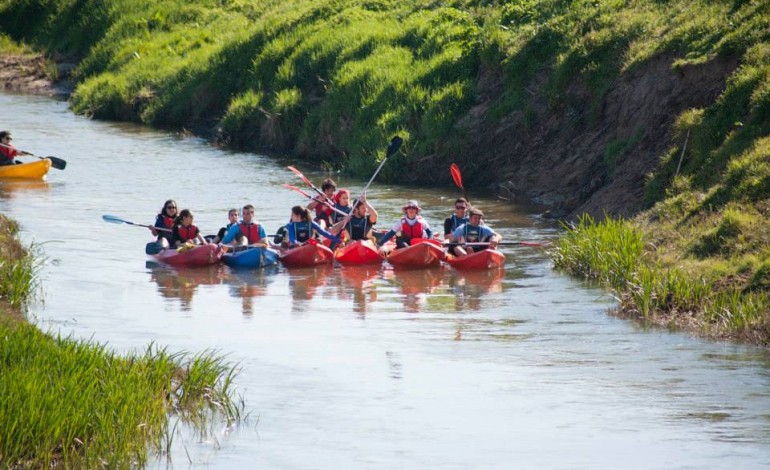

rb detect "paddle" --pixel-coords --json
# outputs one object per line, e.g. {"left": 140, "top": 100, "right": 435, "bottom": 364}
{"left": 282, "top": 184, "right": 350, "bottom": 218}
{"left": 0, "top": 142, "right": 67, "bottom": 170}
{"left": 102, "top": 214, "right": 172, "bottom": 232}
{"left": 448, "top": 241, "right": 550, "bottom": 247}
{"left": 449, "top": 163, "right": 468, "bottom": 204}
{"left": 287, "top": 165, "right": 334, "bottom": 206}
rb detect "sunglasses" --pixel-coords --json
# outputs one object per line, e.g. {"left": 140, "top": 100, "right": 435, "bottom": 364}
{"left": 455, "top": 205, "right": 467, "bottom": 209}
{"left": 166, "top": 205, "right": 177, "bottom": 209}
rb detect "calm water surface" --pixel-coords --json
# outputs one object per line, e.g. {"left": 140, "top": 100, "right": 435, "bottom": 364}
{"left": 2, "top": 93, "right": 770, "bottom": 469}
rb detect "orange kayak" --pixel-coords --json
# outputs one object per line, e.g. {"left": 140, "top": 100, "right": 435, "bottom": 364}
{"left": 151, "top": 243, "right": 223, "bottom": 267}
{"left": 334, "top": 240, "right": 384, "bottom": 266}
{"left": 445, "top": 249, "right": 505, "bottom": 270}
{"left": 386, "top": 240, "right": 445, "bottom": 269}
{"left": 279, "top": 242, "right": 334, "bottom": 267}
{"left": 0, "top": 159, "right": 51, "bottom": 179}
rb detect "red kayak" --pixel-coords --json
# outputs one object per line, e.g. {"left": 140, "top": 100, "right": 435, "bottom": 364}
{"left": 151, "top": 243, "right": 222, "bottom": 267}
{"left": 334, "top": 240, "right": 384, "bottom": 266}
{"left": 279, "top": 242, "right": 334, "bottom": 267}
{"left": 387, "top": 240, "right": 445, "bottom": 269}
{"left": 445, "top": 249, "right": 505, "bottom": 270}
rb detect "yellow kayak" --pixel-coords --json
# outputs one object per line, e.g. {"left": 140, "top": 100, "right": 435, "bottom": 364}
{"left": 0, "top": 159, "right": 52, "bottom": 179}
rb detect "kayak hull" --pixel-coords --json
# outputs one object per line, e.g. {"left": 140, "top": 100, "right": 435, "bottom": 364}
{"left": 280, "top": 243, "right": 334, "bottom": 268}
{"left": 151, "top": 244, "right": 223, "bottom": 267}
{"left": 445, "top": 249, "right": 505, "bottom": 270}
{"left": 334, "top": 240, "right": 384, "bottom": 266}
{"left": 0, "top": 159, "right": 51, "bottom": 179}
{"left": 223, "top": 246, "right": 280, "bottom": 268}
{"left": 387, "top": 241, "right": 445, "bottom": 269}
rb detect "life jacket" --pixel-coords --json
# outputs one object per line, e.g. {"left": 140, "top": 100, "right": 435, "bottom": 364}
{"left": 348, "top": 215, "right": 372, "bottom": 241}
{"left": 400, "top": 216, "right": 425, "bottom": 239}
{"left": 291, "top": 221, "right": 313, "bottom": 243}
{"left": 176, "top": 224, "right": 199, "bottom": 242}
{"left": 333, "top": 204, "right": 352, "bottom": 223}
{"left": 445, "top": 214, "right": 468, "bottom": 234}
{"left": 463, "top": 224, "right": 485, "bottom": 243}
{"left": 239, "top": 222, "right": 262, "bottom": 244}
{"left": 314, "top": 204, "right": 333, "bottom": 222}
{"left": 155, "top": 215, "right": 175, "bottom": 241}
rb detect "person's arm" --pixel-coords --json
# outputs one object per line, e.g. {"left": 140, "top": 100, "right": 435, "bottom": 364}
{"left": 444, "top": 217, "right": 453, "bottom": 237}
{"left": 364, "top": 199, "right": 377, "bottom": 225}
{"left": 258, "top": 225, "right": 267, "bottom": 245}
{"left": 220, "top": 224, "right": 240, "bottom": 245}
{"left": 452, "top": 225, "right": 466, "bottom": 244}
{"left": 423, "top": 220, "right": 433, "bottom": 239}
{"left": 287, "top": 223, "right": 297, "bottom": 246}
{"left": 312, "top": 222, "right": 342, "bottom": 244}
{"left": 485, "top": 227, "right": 501, "bottom": 248}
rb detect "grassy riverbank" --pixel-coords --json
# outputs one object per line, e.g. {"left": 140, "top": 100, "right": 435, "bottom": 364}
{"left": 1, "top": 0, "right": 769, "bottom": 344}
{"left": 0, "top": 214, "right": 242, "bottom": 467}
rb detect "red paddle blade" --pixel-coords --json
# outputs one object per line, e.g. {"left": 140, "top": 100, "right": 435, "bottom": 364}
{"left": 450, "top": 163, "right": 463, "bottom": 189}
{"left": 287, "top": 165, "right": 314, "bottom": 187}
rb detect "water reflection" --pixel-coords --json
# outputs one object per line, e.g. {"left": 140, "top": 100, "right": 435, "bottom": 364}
{"left": 286, "top": 266, "right": 334, "bottom": 311}
{"left": 146, "top": 262, "right": 226, "bottom": 311}
{"left": 337, "top": 266, "right": 380, "bottom": 316}
{"left": 447, "top": 268, "right": 506, "bottom": 312}
{"left": 383, "top": 267, "right": 447, "bottom": 313}
{"left": 0, "top": 180, "right": 50, "bottom": 200}
{"left": 225, "top": 266, "right": 278, "bottom": 316}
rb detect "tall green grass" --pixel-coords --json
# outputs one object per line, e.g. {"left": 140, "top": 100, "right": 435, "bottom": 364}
{"left": 0, "top": 215, "right": 40, "bottom": 307}
{"left": 552, "top": 215, "right": 770, "bottom": 341}
{"left": 0, "top": 324, "right": 241, "bottom": 468}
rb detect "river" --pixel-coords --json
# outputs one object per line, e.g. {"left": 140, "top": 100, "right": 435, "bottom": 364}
{"left": 2, "top": 93, "right": 769, "bottom": 469}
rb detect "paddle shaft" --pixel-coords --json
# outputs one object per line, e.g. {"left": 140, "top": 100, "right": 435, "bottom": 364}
{"left": 0, "top": 142, "right": 67, "bottom": 170}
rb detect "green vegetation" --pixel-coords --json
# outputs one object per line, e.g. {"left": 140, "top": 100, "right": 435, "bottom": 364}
{"left": 1, "top": 0, "right": 769, "bottom": 342}
{"left": 0, "top": 214, "right": 241, "bottom": 467}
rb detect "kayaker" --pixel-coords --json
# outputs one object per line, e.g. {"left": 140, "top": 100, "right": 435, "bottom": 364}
{"left": 282, "top": 205, "right": 341, "bottom": 248}
{"left": 331, "top": 189, "right": 352, "bottom": 224}
{"left": 210, "top": 208, "right": 239, "bottom": 243}
{"left": 377, "top": 200, "right": 433, "bottom": 249}
{"left": 220, "top": 204, "right": 267, "bottom": 246}
{"left": 306, "top": 178, "right": 337, "bottom": 228}
{"left": 149, "top": 199, "right": 178, "bottom": 249}
{"left": 443, "top": 197, "right": 470, "bottom": 241}
{"left": 331, "top": 194, "right": 378, "bottom": 243}
{"left": 0, "top": 131, "right": 25, "bottom": 165}
{"left": 172, "top": 209, "right": 207, "bottom": 248}
{"left": 451, "top": 208, "right": 502, "bottom": 256}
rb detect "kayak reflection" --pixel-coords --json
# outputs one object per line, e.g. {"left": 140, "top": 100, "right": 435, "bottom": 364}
{"left": 337, "top": 266, "right": 381, "bottom": 316}
{"left": 383, "top": 267, "right": 447, "bottom": 313}
{"left": 447, "top": 268, "right": 506, "bottom": 312}
{"left": 224, "top": 265, "right": 278, "bottom": 316}
{"left": 286, "top": 266, "right": 333, "bottom": 311}
{"left": 0, "top": 180, "right": 50, "bottom": 200}
{"left": 146, "top": 262, "right": 227, "bottom": 311}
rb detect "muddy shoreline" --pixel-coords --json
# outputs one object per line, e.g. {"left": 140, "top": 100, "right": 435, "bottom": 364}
{"left": 1, "top": 54, "right": 75, "bottom": 99}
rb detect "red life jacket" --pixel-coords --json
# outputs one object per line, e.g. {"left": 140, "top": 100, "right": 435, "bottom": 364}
{"left": 239, "top": 222, "right": 262, "bottom": 244}
{"left": 161, "top": 216, "right": 174, "bottom": 229}
{"left": 176, "top": 224, "right": 199, "bottom": 242}
{"left": 400, "top": 216, "right": 425, "bottom": 239}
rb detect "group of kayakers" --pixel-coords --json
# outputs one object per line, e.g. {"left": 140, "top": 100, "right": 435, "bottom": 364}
{"left": 148, "top": 176, "right": 502, "bottom": 258}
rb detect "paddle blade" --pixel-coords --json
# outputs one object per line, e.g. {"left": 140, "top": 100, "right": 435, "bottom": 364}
{"left": 450, "top": 163, "right": 463, "bottom": 189}
{"left": 102, "top": 214, "right": 128, "bottom": 224}
{"left": 145, "top": 241, "right": 163, "bottom": 255}
{"left": 46, "top": 156, "right": 67, "bottom": 170}
{"left": 287, "top": 165, "right": 313, "bottom": 187}
{"left": 386, "top": 135, "right": 403, "bottom": 158}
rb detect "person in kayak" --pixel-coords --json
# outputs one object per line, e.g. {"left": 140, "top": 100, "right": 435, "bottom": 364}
{"left": 377, "top": 200, "right": 433, "bottom": 249}
{"left": 282, "top": 205, "right": 341, "bottom": 248}
{"left": 210, "top": 208, "right": 239, "bottom": 243}
{"left": 451, "top": 208, "right": 502, "bottom": 256}
{"left": 331, "top": 188, "right": 353, "bottom": 224}
{"left": 307, "top": 178, "right": 337, "bottom": 228}
{"left": 331, "top": 194, "right": 378, "bottom": 244}
{"left": 172, "top": 209, "right": 207, "bottom": 248}
{"left": 0, "top": 131, "right": 25, "bottom": 165}
{"left": 149, "top": 199, "right": 178, "bottom": 249}
{"left": 220, "top": 204, "right": 266, "bottom": 247}
{"left": 444, "top": 198, "right": 470, "bottom": 240}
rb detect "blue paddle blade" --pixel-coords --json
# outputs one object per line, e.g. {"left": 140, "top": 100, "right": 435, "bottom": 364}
{"left": 102, "top": 214, "right": 127, "bottom": 224}
{"left": 145, "top": 241, "right": 163, "bottom": 255}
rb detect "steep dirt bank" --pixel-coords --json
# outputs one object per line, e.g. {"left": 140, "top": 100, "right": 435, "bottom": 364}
{"left": 0, "top": 54, "right": 74, "bottom": 98}
{"left": 1, "top": 51, "right": 739, "bottom": 221}
{"left": 449, "top": 52, "right": 739, "bottom": 219}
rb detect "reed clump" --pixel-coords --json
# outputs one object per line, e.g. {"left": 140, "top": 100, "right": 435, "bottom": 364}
{"left": 0, "top": 213, "right": 242, "bottom": 467}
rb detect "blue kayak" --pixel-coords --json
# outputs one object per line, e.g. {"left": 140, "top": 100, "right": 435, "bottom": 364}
{"left": 222, "top": 246, "right": 280, "bottom": 268}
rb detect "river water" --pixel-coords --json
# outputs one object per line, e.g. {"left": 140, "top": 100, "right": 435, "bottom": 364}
{"left": 2, "top": 93, "right": 769, "bottom": 469}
